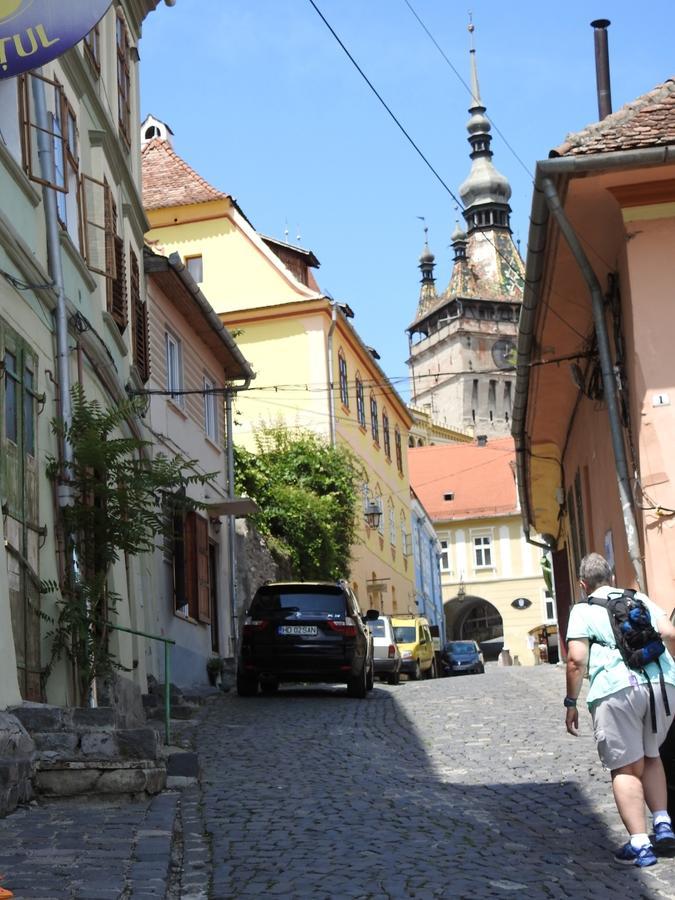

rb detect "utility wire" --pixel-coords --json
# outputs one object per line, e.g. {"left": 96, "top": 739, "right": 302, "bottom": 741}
{"left": 307, "top": 0, "right": 591, "bottom": 345}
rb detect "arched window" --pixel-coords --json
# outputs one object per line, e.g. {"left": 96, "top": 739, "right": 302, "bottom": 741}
{"left": 382, "top": 410, "right": 391, "bottom": 459}
{"left": 355, "top": 376, "right": 365, "bottom": 428}
{"left": 370, "top": 395, "right": 379, "bottom": 444}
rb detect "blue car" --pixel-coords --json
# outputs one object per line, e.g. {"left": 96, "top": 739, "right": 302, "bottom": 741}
{"left": 440, "top": 640, "right": 485, "bottom": 676}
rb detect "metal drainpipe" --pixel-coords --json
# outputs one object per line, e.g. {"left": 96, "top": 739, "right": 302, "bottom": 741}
{"left": 225, "top": 388, "right": 238, "bottom": 660}
{"left": 326, "top": 302, "right": 337, "bottom": 447}
{"left": 31, "top": 76, "right": 96, "bottom": 706}
{"left": 541, "top": 177, "right": 645, "bottom": 589}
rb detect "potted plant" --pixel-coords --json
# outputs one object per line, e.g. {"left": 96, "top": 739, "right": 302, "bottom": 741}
{"left": 206, "top": 655, "right": 224, "bottom": 686}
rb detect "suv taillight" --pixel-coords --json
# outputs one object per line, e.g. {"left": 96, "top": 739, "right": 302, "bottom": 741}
{"left": 327, "top": 617, "right": 357, "bottom": 638}
{"left": 388, "top": 644, "right": 396, "bottom": 658}
{"left": 243, "top": 619, "right": 269, "bottom": 636}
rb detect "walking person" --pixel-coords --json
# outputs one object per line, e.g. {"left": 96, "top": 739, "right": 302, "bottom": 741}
{"left": 565, "top": 552, "right": 675, "bottom": 867}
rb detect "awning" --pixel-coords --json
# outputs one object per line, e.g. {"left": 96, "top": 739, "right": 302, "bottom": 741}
{"left": 203, "top": 497, "right": 259, "bottom": 518}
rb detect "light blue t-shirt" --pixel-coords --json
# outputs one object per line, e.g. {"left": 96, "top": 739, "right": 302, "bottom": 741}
{"left": 566, "top": 585, "right": 675, "bottom": 707}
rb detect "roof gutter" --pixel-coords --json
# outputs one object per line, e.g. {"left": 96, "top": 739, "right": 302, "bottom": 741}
{"left": 513, "top": 144, "right": 675, "bottom": 579}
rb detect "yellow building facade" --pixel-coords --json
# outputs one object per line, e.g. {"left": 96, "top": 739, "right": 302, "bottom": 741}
{"left": 142, "top": 120, "right": 415, "bottom": 614}
{"left": 408, "top": 440, "right": 554, "bottom": 666}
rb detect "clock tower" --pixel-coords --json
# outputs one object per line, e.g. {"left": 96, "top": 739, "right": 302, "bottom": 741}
{"left": 406, "top": 24, "right": 523, "bottom": 438}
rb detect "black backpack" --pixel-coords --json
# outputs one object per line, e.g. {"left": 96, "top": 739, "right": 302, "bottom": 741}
{"left": 585, "top": 589, "right": 670, "bottom": 732}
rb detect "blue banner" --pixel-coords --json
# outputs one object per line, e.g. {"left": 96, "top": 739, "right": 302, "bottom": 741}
{"left": 0, "top": 0, "right": 113, "bottom": 79}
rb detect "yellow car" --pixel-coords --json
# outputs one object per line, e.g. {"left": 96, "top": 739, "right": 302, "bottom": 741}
{"left": 391, "top": 616, "right": 437, "bottom": 680}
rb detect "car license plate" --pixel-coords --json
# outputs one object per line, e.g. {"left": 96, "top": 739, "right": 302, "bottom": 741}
{"left": 277, "top": 625, "right": 318, "bottom": 636}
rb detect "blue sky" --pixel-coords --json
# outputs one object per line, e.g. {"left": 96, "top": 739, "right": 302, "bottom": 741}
{"left": 140, "top": 0, "right": 675, "bottom": 395}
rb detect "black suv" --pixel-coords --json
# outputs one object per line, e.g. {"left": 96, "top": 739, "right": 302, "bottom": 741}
{"left": 237, "top": 581, "right": 379, "bottom": 698}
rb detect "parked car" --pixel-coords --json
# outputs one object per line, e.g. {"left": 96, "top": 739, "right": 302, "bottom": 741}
{"left": 237, "top": 581, "right": 379, "bottom": 698}
{"left": 391, "top": 615, "right": 437, "bottom": 680}
{"left": 440, "top": 640, "right": 485, "bottom": 676}
{"left": 368, "top": 615, "right": 402, "bottom": 685}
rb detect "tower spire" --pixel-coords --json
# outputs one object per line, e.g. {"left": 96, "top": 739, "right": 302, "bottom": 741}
{"left": 458, "top": 19, "right": 512, "bottom": 235}
{"left": 416, "top": 219, "right": 437, "bottom": 315}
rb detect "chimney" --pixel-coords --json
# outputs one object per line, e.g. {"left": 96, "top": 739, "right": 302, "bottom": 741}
{"left": 590, "top": 19, "right": 612, "bottom": 120}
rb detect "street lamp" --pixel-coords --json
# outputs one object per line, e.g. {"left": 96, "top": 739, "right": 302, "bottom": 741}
{"left": 364, "top": 500, "right": 382, "bottom": 530}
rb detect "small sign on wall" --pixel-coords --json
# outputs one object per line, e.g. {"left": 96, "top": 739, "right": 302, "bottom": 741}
{"left": 511, "top": 597, "right": 532, "bottom": 610}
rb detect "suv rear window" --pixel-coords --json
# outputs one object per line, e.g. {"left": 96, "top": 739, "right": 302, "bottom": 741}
{"left": 250, "top": 588, "right": 346, "bottom": 619}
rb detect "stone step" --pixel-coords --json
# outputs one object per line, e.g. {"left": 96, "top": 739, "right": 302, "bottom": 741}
{"left": 32, "top": 726, "right": 160, "bottom": 763}
{"left": 35, "top": 758, "right": 166, "bottom": 798}
{"left": 146, "top": 702, "right": 199, "bottom": 721}
{"left": 10, "top": 703, "right": 116, "bottom": 733}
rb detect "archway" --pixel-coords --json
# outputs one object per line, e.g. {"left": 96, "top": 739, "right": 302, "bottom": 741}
{"left": 444, "top": 595, "right": 503, "bottom": 659}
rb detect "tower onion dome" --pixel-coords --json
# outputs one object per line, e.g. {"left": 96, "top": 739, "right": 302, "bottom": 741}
{"left": 419, "top": 244, "right": 435, "bottom": 265}
{"left": 451, "top": 220, "right": 468, "bottom": 261}
{"left": 458, "top": 24, "right": 512, "bottom": 230}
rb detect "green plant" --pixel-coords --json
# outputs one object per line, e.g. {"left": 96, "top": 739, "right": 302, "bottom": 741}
{"left": 42, "top": 386, "right": 215, "bottom": 703}
{"left": 234, "top": 425, "right": 364, "bottom": 580}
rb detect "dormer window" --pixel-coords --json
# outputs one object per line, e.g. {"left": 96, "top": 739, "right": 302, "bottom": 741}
{"left": 444, "top": 492, "right": 454, "bottom": 502}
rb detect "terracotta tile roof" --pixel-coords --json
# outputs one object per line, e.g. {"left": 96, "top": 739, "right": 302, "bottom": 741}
{"left": 141, "top": 138, "right": 229, "bottom": 209}
{"left": 554, "top": 78, "right": 675, "bottom": 157}
{"left": 407, "top": 437, "right": 517, "bottom": 522}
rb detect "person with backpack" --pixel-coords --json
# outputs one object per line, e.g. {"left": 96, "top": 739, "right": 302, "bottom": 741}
{"left": 565, "top": 552, "right": 675, "bottom": 868}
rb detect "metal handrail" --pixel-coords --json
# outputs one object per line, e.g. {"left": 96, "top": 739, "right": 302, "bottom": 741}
{"left": 105, "top": 622, "right": 176, "bottom": 746}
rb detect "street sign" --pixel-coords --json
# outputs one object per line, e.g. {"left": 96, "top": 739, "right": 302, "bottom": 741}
{"left": 0, "top": 0, "right": 112, "bottom": 79}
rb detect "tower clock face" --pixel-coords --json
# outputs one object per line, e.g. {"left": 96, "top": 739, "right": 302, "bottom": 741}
{"left": 492, "top": 338, "right": 516, "bottom": 370}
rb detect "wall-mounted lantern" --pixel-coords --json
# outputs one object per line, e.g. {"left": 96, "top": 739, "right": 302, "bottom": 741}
{"left": 364, "top": 500, "right": 382, "bottom": 530}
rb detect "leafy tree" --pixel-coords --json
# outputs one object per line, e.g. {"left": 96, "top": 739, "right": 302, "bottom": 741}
{"left": 42, "top": 386, "right": 214, "bottom": 703}
{"left": 234, "top": 426, "right": 364, "bottom": 580}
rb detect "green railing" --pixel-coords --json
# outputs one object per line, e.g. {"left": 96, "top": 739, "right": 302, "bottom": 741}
{"left": 106, "top": 623, "right": 176, "bottom": 745}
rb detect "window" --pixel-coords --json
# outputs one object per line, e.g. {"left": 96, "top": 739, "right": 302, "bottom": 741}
{"left": 116, "top": 10, "right": 131, "bottom": 147}
{"left": 186, "top": 255, "right": 203, "bottom": 284}
{"left": 473, "top": 534, "right": 492, "bottom": 569}
{"left": 0, "top": 78, "right": 21, "bottom": 161}
{"left": 130, "top": 249, "right": 149, "bottom": 383}
{"left": 169, "top": 507, "right": 211, "bottom": 622}
{"left": 166, "top": 332, "right": 183, "bottom": 403}
{"left": 81, "top": 174, "right": 116, "bottom": 278}
{"left": 439, "top": 539, "right": 450, "bottom": 572}
{"left": 401, "top": 513, "right": 410, "bottom": 557}
{"left": 376, "top": 496, "right": 384, "bottom": 536}
{"left": 4, "top": 350, "right": 18, "bottom": 444}
{"left": 504, "top": 381, "right": 512, "bottom": 421}
{"left": 389, "top": 505, "right": 396, "bottom": 546}
{"left": 338, "top": 352, "right": 348, "bottom": 407}
{"left": 356, "top": 377, "right": 365, "bottom": 428}
{"left": 370, "top": 395, "right": 379, "bottom": 444}
{"left": 204, "top": 375, "right": 218, "bottom": 442}
{"left": 84, "top": 25, "right": 101, "bottom": 75}
{"left": 382, "top": 410, "right": 391, "bottom": 459}
{"left": 544, "top": 590, "right": 556, "bottom": 623}
{"left": 488, "top": 380, "right": 497, "bottom": 422}
{"left": 395, "top": 428, "right": 403, "bottom": 474}
{"left": 19, "top": 72, "right": 67, "bottom": 193}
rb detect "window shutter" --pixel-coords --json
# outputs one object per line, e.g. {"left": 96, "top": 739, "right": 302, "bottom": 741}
{"left": 184, "top": 511, "right": 211, "bottom": 623}
{"left": 19, "top": 72, "right": 67, "bottom": 192}
{"left": 109, "top": 236, "right": 127, "bottom": 330}
{"left": 130, "top": 250, "right": 150, "bottom": 382}
{"left": 195, "top": 514, "right": 211, "bottom": 624}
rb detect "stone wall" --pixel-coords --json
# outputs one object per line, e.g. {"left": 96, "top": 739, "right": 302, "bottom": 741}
{"left": 235, "top": 519, "right": 288, "bottom": 620}
{"left": 0, "top": 711, "right": 35, "bottom": 817}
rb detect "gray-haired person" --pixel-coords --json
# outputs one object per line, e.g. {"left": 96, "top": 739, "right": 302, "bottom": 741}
{"left": 565, "top": 552, "right": 675, "bottom": 867}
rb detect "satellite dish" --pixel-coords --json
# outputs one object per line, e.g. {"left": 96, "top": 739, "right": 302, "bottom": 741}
{"left": 492, "top": 338, "right": 516, "bottom": 370}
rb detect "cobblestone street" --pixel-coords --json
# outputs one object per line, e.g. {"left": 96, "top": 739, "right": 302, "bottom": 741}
{"left": 3, "top": 665, "right": 675, "bottom": 898}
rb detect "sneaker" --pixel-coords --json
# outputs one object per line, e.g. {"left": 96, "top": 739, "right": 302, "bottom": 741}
{"left": 654, "top": 821, "right": 675, "bottom": 853}
{"left": 614, "top": 842, "right": 657, "bottom": 867}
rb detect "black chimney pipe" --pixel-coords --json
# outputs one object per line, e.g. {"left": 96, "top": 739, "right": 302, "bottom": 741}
{"left": 591, "top": 18, "right": 612, "bottom": 120}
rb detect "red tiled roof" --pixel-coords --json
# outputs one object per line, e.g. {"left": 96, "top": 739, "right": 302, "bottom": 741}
{"left": 141, "top": 138, "right": 229, "bottom": 210}
{"left": 407, "top": 437, "right": 517, "bottom": 522}
{"left": 554, "top": 78, "right": 675, "bottom": 157}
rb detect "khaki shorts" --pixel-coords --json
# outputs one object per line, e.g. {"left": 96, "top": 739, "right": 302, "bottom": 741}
{"left": 591, "top": 682, "right": 675, "bottom": 770}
